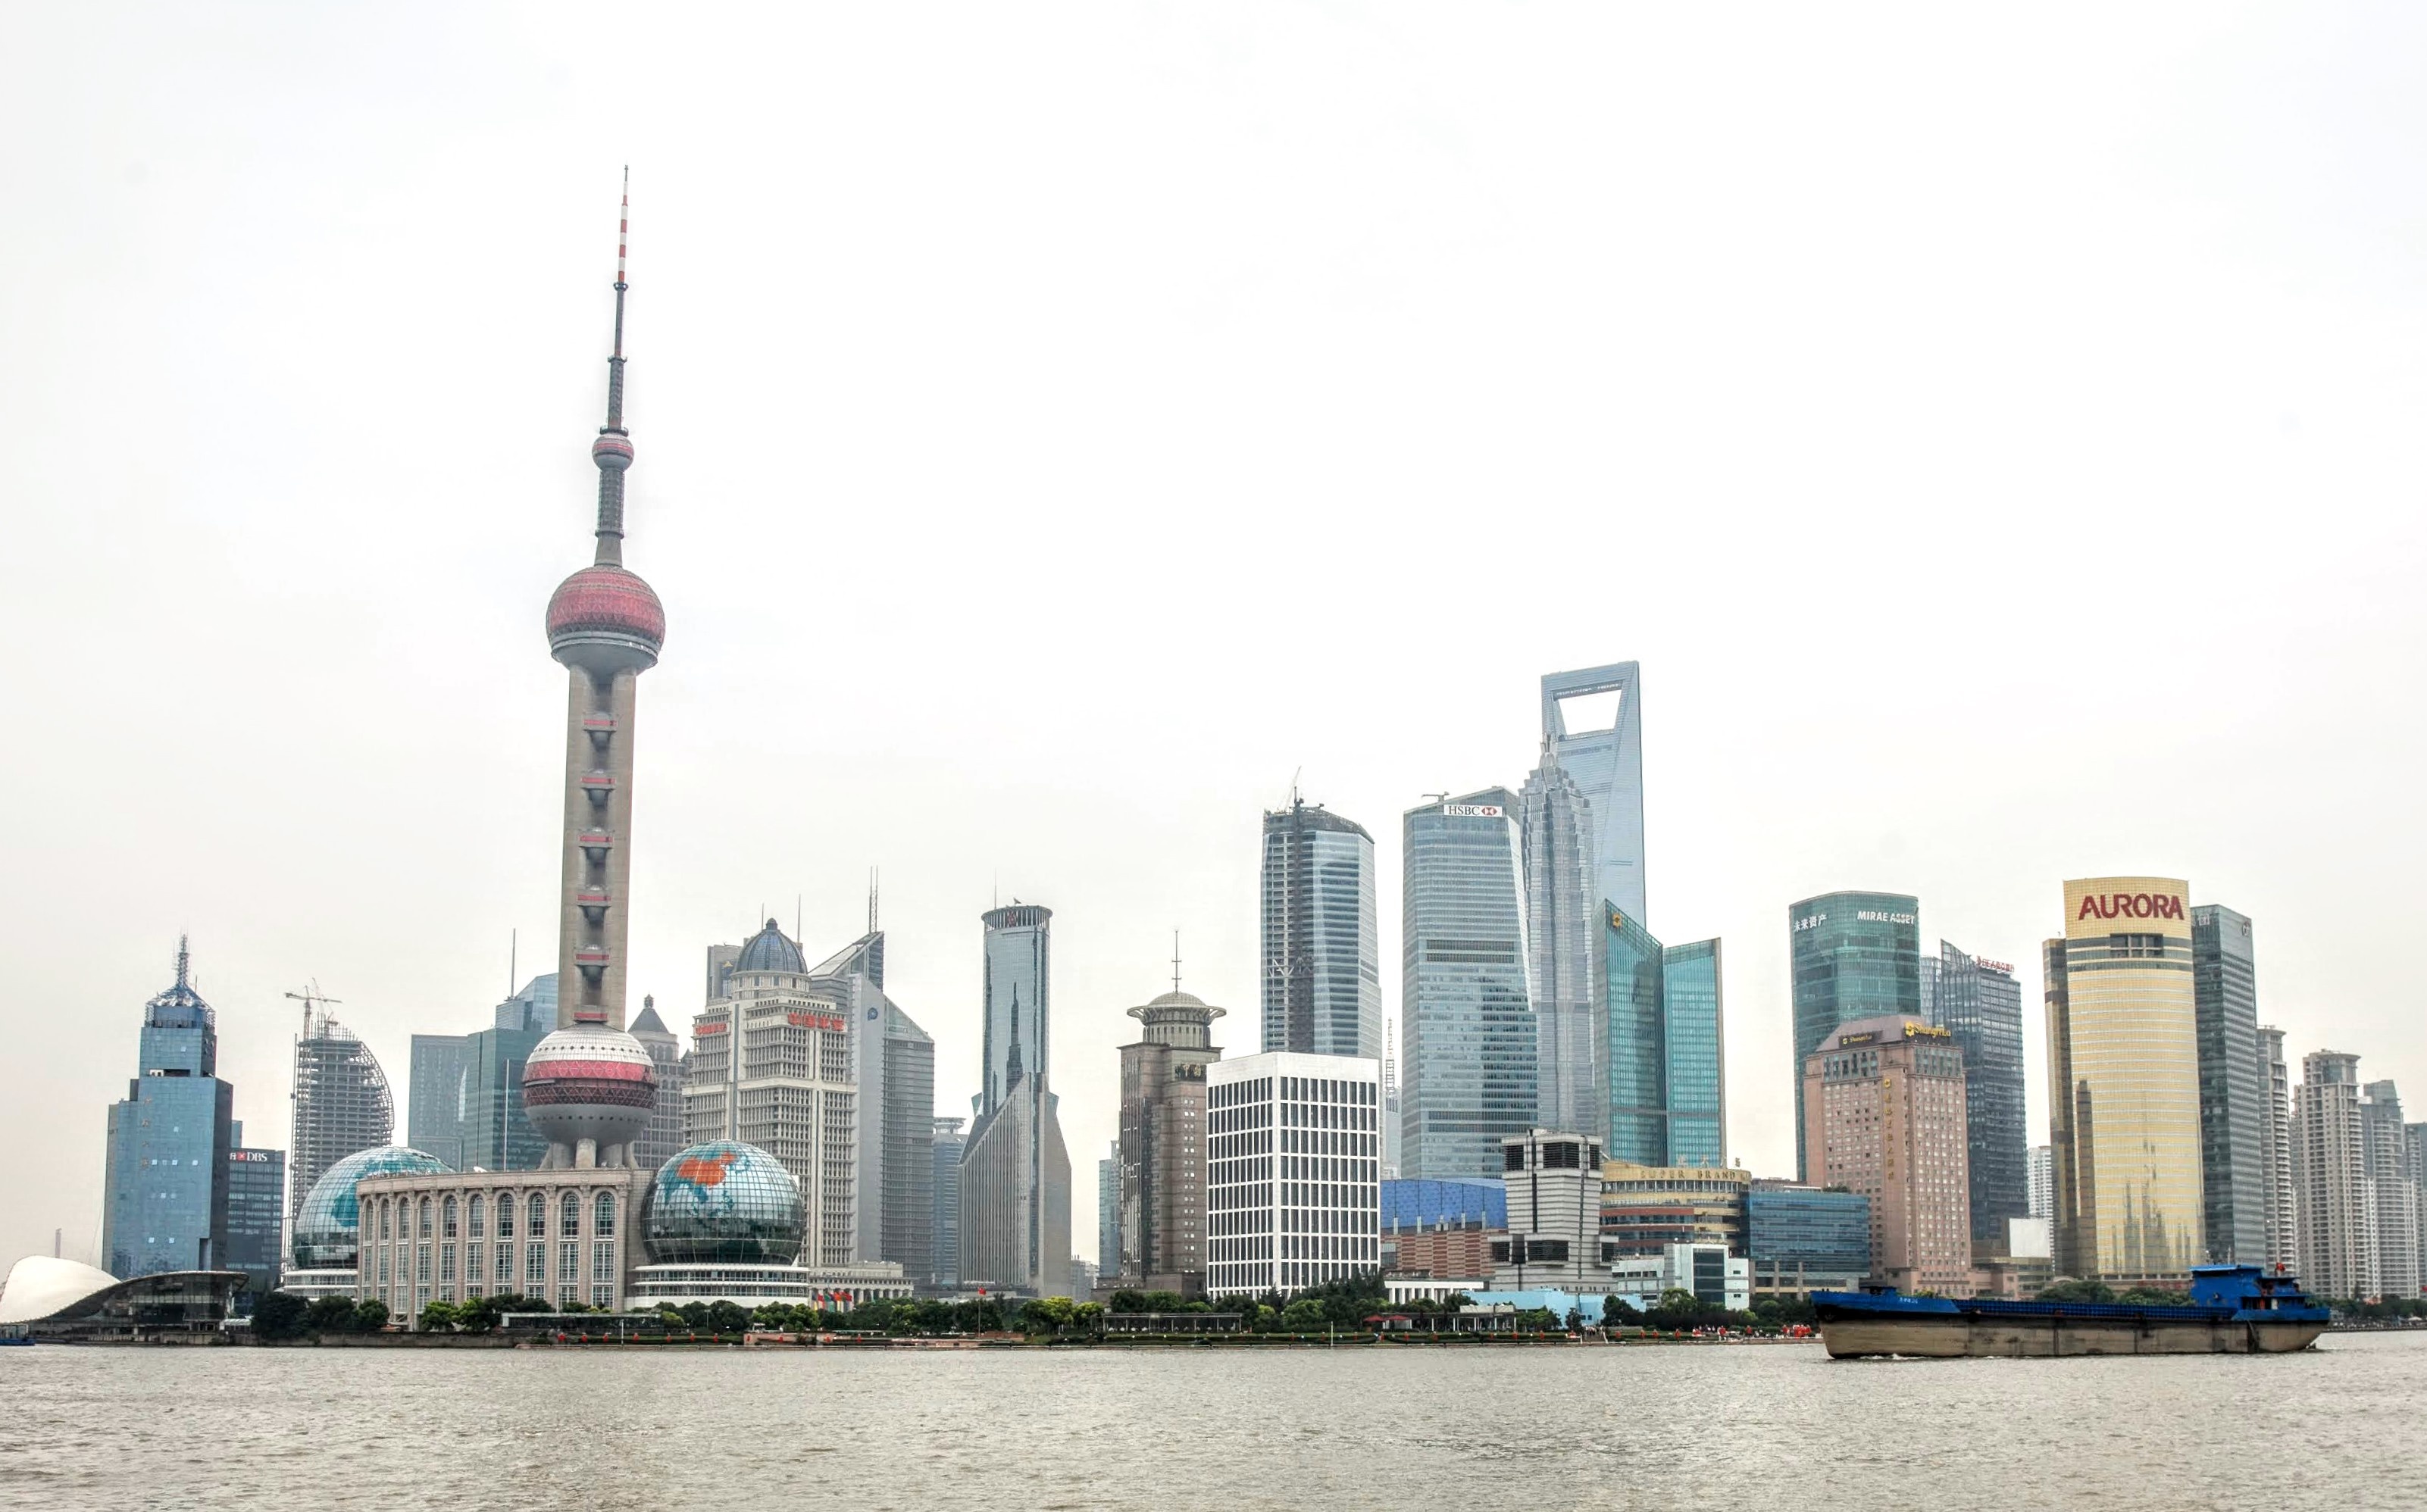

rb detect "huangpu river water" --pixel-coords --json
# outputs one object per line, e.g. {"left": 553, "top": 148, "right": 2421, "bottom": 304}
{"left": 6, "top": 1333, "right": 2426, "bottom": 1510}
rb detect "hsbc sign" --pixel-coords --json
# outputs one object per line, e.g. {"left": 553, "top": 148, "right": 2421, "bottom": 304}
{"left": 2077, "top": 892, "right": 2185, "bottom": 922}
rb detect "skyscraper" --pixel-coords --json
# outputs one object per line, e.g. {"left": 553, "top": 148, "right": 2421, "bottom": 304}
{"left": 627, "top": 995, "right": 684, "bottom": 1175}
{"left": 520, "top": 173, "right": 663, "bottom": 1172}
{"left": 406, "top": 1033, "right": 472, "bottom": 1171}
{"left": 932, "top": 1117, "right": 966, "bottom": 1289}
{"left": 288, "top": 997, "right": 395, "bottom": 1229}
{"left": 2190, "top": 905, "right": 2269, "bottom": 1264}
{"left": 2045, "top": 876, "right": 2205, "bottom": 1283}
{"left": 1788, "top": 892, "right": 1921, "bottom": 1180}
{"left": 2362, "top": 1080, "right": 2419, "bottom": 1302}
{"left": 2292, "top": 1051, "right": 2373, "bottom": 1301}
{"left": 1538, "top": 661, "right": 1646, "bottom": 923}
{"left": 1259, "top": 795, "right": 1381, "bottom": 1057}
{"left": 1518, "top": 752, "right": 1601, "bottom": 1141}
{"left": 1401, "top": 791, "right": 1536, "bottom": 1182}
{"left": 1096, "top": 1144, "right": 1121, "bottom": 1282}
{"left": 102, "top": 939, "right": 236, "bottom": 1277}
{"left": 459, "top": 977, "right": 553, "bottom": 1172}
{"left": 1933, "top": 942, "right": 2028, "bottom": 1248}
{"left": 812, "top": 929, "right": 937, "bottom": 1282}
{"left": 2028, "top": 1144, "right": 2053, "bottom": 1220}
{"left": 1803, "top": 1016, "right": 1974, "bottom": 1296}
{"left": 2259, "top": 1024, "right": 2297, "bottom": 1270}
{"left": 685, "top": 920, "right": 859, "bottom": 1266}
{"left": 224, "top": 1131, "right": 285, "bottom": 1306}
{"left": 1601, "top": 906, "right": 1727, "bottom": 1167}
{"left": 1115, "top": 986, "right": 1223, "bottom": 1292}
{"left": 962, "top": 905, "right": 1073, "bottom": 1296}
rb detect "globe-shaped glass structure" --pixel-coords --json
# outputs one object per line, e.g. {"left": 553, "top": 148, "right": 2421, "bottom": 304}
{"left": 291, "top": 1145, "right": 452, "bottom": 1270}
{"left": 644, "top": 1142, "right": 804, "bottom": 1265}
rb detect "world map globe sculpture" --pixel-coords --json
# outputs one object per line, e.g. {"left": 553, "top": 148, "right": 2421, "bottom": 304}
{"left": 291, "top": 1145, "right": 453, "bottom": 1271}
{"left": 643, "top": 1141, "right": 804, "bottom": 1266}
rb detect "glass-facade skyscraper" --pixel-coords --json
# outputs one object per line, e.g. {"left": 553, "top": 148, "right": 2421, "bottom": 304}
{"left": 406, "top": 1033, "right": 472, "bottom": 1170}
{"left": 1401, "top": 791, "right": 1536, "bottom": 1182}
{"left": 2047, "top": 876, "right": 2206, "bottom": 1283}
{"left": 2191, "top": 904, "right": 2269, "bottom": 1264}
{"left": 1789, "top": 892, "right": 1921, "bottom": 1180}
{"left": 1602, "top": 906, "right": 1727, "bottom": 1167}
{"left": 1539, "top": 661, "right": 1646, "bottom": 923}
{"left": 102, "top": 941, "right": 237, "bottom": 1277}
{"left": 1518, "top": 752, "right": 1602, "bottom": 1141}
{"left": 962, "top": 904, "right": 1074, "bottom": 1296}
{"left": 1260, "top": 796, "right": 1381, "bottom": 1057}
{"left": 1934, "top": 942, "right": 2028, "bottom": 1247}
{"left": 224, "top": 1132, "right": 286, "bottom": 1305}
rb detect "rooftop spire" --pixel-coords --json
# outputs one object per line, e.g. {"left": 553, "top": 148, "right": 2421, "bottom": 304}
{"left": 590, "top": 167, "right": 636, "bottom": 565}
{"left": 174, "top": 933, "right": 189, "bottom": 989}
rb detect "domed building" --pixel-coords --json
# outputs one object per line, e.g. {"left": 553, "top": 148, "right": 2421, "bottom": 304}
{"left": 683, "top": 919, "right": 863, "bottom": 1269}
{"left": 283, "top": 1145, "right": 452, "bottom": 1299}
{"left": 624, "top": 1139, "right": 913, "bottom": 1311}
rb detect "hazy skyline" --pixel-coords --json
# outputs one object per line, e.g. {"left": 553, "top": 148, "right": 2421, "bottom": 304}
{"left": 6, "top": 4, "right": 2423, "bottom": 1273}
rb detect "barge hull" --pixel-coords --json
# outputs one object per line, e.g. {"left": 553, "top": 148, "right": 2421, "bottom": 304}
{"left": 1819, "top": 1317, "right": 2325, "bottom": 1359}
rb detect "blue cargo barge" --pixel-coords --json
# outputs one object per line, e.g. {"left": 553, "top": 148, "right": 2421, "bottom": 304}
{"left": 1812, "top": 1264, "right": 2329, "bottom": 1358}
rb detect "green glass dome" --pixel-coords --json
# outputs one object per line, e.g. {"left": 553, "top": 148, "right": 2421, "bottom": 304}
{"left": 645, "top": 1142, "right": 803, "bottom": 1265}
{"left": 291, "top": 1145, "right": 452, "bottom": 1270}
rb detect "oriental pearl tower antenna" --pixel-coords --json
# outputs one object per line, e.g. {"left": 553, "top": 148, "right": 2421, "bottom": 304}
{"left": 521, "top": 168, "right": 665, "bottom": 1171}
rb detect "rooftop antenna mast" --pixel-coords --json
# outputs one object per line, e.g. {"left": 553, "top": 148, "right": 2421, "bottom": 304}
{"left": 1171, "top": 929, "right": 1183, "bottom": 995}
{"left": 868, "top": 867, "right": 880, "bottom": 936}
{"left": 174, "top": 933, "right": 191, "bottom": 990}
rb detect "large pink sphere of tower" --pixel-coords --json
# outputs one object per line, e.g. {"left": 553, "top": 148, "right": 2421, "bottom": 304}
{"left": 521, "top": 1026, "right": 656, "bottom": 1159}
{"left": 547, "top": 564, "right": 665, "bottom": 675}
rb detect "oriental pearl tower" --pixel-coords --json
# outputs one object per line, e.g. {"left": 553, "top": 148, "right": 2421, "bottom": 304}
{"left": 521, "top": 175, "right": 663, "bottom": 1170}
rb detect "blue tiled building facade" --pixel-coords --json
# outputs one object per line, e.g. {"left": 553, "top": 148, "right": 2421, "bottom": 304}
{"left": 102, "top": 943, "right": 237, "bottom": 1278}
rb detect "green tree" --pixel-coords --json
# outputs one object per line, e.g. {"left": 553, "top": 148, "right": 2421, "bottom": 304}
{"left": 1281, "top": 1298, "right": 1326, "bottom": 1330}
{"left": 303, "top": 1295, "right": 358, "bottom": 1334}
{"left": 454, "top": 1296, "right": 501, "bottom": 1334}
{"left": 418, "top": 1301, "right": 461, "bottom": 1332}
{"left": 2035, "top": 1279, "right": 2116, "bottom": 1304}
{"left": 251, "top": 1289, "right": 309, "bottom": 1341}
{"left": 705, "top": 1301, "right": 749, "bottom": 1334}
{"left": 1071, "top": 1301, "right": 1105, "bottom": 1335}
{"left": 351, "top": 1298, "right": 391, "bottom": 1332}
{"left": 1107, "top": 1289, "right": 1147, "bottom": 1314}
{"left": 1020, "top": 1296, "right": 1077, "bottom": 1336}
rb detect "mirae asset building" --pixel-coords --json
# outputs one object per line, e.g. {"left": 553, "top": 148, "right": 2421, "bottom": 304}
{"left": 2045, "top": 877, "right": 2207, "bottom": 1285}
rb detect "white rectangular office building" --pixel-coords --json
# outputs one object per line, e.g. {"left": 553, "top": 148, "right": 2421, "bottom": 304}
{"left": 1207, "top": 1051, "right": 1383, "bottom": 1296}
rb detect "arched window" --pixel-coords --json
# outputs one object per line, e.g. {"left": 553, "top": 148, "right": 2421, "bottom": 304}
{"left": 418, "top": 1198, "right": 433, "bottom": 1239}
{"left": 594, "top": 1192, "right": 616, "bottom": 1238}
{"left": 468, "top": 1195, "right": 485, "bottom": 1239}
{"left": 377, "top": 1200, "right": 390, "bottom": 1241}
{"left": 442, "top": 1196, "right": 458, "bottom": 1239}
{"left": 561, "top": 1192, "right": 582, "bottom": 1239}
{"left": 528, "top": 1194, "right": 546, "bottom": 1239}
{"left": 496, "top": 1195, "right": 514, "bottom": 1239}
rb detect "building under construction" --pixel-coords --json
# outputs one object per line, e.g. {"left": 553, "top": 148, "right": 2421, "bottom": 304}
{"left": 287, "top": 994, "right": 395, "bottom": 1226}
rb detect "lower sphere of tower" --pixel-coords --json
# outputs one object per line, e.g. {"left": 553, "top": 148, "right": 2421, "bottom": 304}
{"left": 521, "top": 1027, "right": 656, "bottom": 1155}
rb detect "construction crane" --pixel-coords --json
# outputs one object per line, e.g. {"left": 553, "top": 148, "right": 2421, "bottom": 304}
{"left": 286, "top": 982, "right": 343, "bottom": 1037}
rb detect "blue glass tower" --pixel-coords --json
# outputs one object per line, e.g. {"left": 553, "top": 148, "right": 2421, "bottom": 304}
{"left": 1601, "top": 906, "right": 1727, "bottom": 1167}
{"left": 1788, "top": 892, "right": 1920, "bottom": 1180}
{"left": 1402, "top": 790, "right": 1537, "bottom": 1181}
{"left": 102, "top": 939, "right": 238, "bottom": 1277}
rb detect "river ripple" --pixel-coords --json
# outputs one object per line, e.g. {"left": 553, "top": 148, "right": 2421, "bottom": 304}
{"left": 5, "top": 1333, "right": 2424, "bottom": 1510}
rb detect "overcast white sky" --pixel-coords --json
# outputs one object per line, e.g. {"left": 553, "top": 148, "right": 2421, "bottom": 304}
{"left": 5, "top": 4, "right": 2422, "bottom": 1273}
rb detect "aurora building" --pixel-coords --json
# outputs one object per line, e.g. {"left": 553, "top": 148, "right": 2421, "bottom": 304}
{"left": 1401, "top": 791, "right": 1537, "bottom": 1182}
{"left": 2045, "top": 877, "right": 2206, "bottom": 1283}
